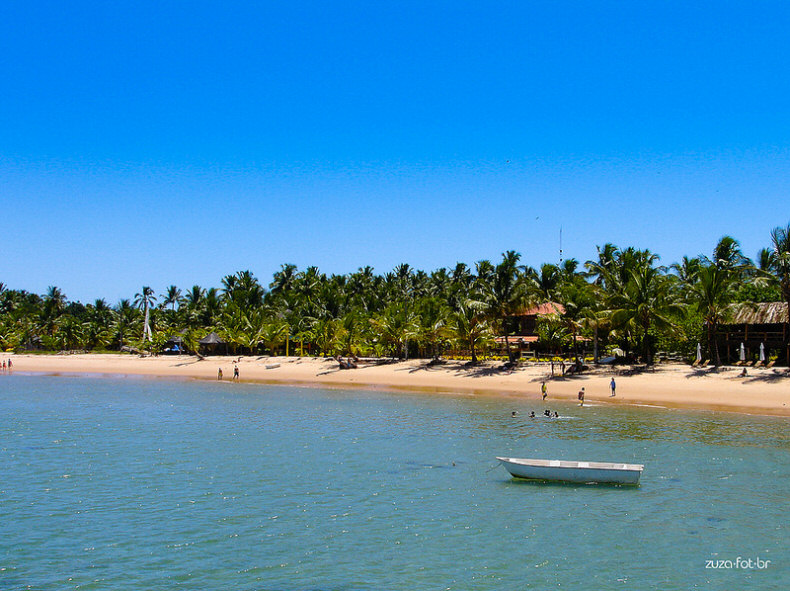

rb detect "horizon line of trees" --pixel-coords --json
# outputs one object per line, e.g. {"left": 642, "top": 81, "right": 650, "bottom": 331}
{"left": 2, "top": 223, "right": 789, "bottom": 366}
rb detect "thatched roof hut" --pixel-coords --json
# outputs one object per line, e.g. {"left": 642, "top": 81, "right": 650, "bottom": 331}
{"left": 718, "top": 302, "right": 788, "bottom": 364}
{"left": 199, "top": 332, "right": 227, "bottom": 355}
{"left": 199, "top": 332, "right": 225, "bottom": 345}
{"left": 727, "top": 302, "right": 788, "bottom": 325}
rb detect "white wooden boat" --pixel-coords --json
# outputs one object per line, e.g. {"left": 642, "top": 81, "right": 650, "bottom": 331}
{"left": 497, "top": 456, "right": 643, "bottom": 485}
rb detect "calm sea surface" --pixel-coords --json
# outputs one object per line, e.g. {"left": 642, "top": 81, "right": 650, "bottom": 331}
{"left": 1, "top": 374, "right": 788, "bottom": 590}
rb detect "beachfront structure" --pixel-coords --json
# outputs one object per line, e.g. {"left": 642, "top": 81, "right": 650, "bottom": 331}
{"left": 507, "top": 302, "right": 565, "bottom": 335}
{"left": 198, "top": 332, "right": 227, "bottom": 355}
{"left": 163, "top": 334, "right": 184, "bottom": 355}
{"left": 497, "top": 302, "right": 566, "bottom": 357}
{"left": 717, "top": 302, "right": 789, "bottom": 364}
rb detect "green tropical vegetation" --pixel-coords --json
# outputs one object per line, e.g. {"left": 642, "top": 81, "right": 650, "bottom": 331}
{"left": 1, "top": 224, "right": 789, "bottom": 365}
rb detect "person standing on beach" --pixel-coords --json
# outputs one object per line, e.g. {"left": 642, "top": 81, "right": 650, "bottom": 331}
{"left": 218, "top": 368, "right": 223, "bottom": 380}
{"left": 578, "top": 387, "right": 585, "bottom": 406}
{"left": 233, "top": 364, "right": 239, "bottom": 381}
{"left": 610, "top": 377, "right": 616, "bottom": 397}
{"left": 541, "top": 382, "right": 547, "bottom": 400}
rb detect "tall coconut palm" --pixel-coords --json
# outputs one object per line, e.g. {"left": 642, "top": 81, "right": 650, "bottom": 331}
{"left": 767, "top": 223, "right": 790, "bottom": 362}
{"left": 269, "top": 263, "right": 298, "bottom": 295}
{"left": 369, "top": 303, "right": 418, "bottom": 359}
{"left": 310, "top": 317, "right": 345, "bottom": 357}
{"left": 163, "top": 285, "right": 182, "bottom": 311}
{"left": 260, "top": 318, "right": 290, "bottom": 355}
{"left": 448, "top": 299, "right": 494, "bottom": 364}
{"left": 559, "top": 279, "right": 596, "bottom": 360}
{"left": 584, "top": 243, "right": 620, "bottom": 290}
{"left": 346, "top": 266, "right": 377, "bottom": 313}
{"left": 535, "top": 313, "right": 571, "bottom": 354}
{"left": 671, "top": 256, "right": 703, "bottom": 285}
{"left": 524, "top": 263, "right": 561, "bottom": 303}
{"left": 707, "top": 235, "right": 751, "bottom": 272}
{"left": 448, "top": 263, "right": 474, "bottom": 310}
{"left": 609, "top": 262, "right": 683, "bottom": 364}
{"left": 184, "top": 285, "right": 205, "bottom": 308}
{"left": 485, "top": 251, "right": 528, "bottom": 362}
{"left": 686, "top": 263, "right": 736, "bottom": 366}
{"left": 111, "top": 299, "right": 136, "bottom": 350}
{"left": 238, "top": 308, "right": 267, "bottom": 355}
{"left": 42, "top": 286, "right": 67, "bottom": 334}
{"left": 222, "top": 270, "right": 264, "bottom": 310}
{"left": 133, "top": 286, "right": 156, "bottom": 342}
{"left": 415, "top": 297, "right": 450, "bottom": 359}
{"left": 338, "top": 311, "right": 366, "bottom": 357}
{"left": 202, "top": 288, "right": 222, "bottom": 326}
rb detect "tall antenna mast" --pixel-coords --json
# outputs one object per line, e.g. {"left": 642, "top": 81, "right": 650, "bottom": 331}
{"left": 559, "top": 225, "right": 563, "bottom": 265}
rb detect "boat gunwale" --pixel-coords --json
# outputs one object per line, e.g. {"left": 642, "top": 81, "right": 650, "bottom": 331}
{"left": 496, "top": 456, "right": 644, "bottom": 472}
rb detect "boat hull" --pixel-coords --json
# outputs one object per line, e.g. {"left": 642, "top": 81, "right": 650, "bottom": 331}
{"left": 497, "top": 457, "right": 643, "bottom": 485}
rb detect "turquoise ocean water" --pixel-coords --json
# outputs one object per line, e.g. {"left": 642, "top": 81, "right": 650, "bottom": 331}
{"left": 1, "top": 374, "right": 788, "bottom": 590}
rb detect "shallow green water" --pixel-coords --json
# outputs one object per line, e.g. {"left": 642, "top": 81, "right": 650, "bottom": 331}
{"left": 1, "top": 374, "right": 787, "bottom": 589}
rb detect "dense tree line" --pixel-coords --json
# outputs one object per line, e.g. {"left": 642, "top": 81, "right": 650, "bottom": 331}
{"left": 2, "top": 224, "right": 789, "bottom": 365}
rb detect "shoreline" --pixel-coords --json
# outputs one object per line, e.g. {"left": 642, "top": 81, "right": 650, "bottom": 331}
{"left": 4, "top": 353, "right": 790, "bottom": 417}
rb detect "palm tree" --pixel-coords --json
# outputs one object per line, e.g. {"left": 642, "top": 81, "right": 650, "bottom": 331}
{"left": 163, "top": 285, "right": 182, "bottom": 311}
{"left": 707, "top": 235, "right": 751, "bottom": 272}
{"left": 525, "top": 263, "right": 562, "bottom": 303}
{"left": 485, "top": 251, "right": 528, "bottom": 362}
{"left": 202, "top": 288, "right": 222, "bottom": 326}
{"left": 338, "top": 311, "right": 366, "bottom": 356}
{"left": 269, "top": 263, "right": 298, "bottom": 295}
{"left": 584, "top": 243, "right": 620, "bottom": 290}
{"left": 767, "top": 223, "right": 790, "bottom": 362}
{"left": 609, "top": 262, "right": 683, "bottom": 364}
{"left": 369, "top": 303, "right": 418, "bottom": 358}
{"left": 294, "top": 267, "right": 326, "bottom": 320}
{"left": 222, "top": 270, "right": 264, "bottom": 310}
{"left": 260, "top": 318, "right": 290, "bottom": 355}
{"left": 448, "top": 299, "right": 494, "bottom": 364}
{"left": 238, "top": 308, "right": 267, "bottom": 355}
{"left": 671, "top": 256, "right": 703, "bottom": 285}
{"left": 42, "top": 286, "right": 67, "bottom": 334}
{"left": 686, "top": 263, "right": 736, "bottom": 367}
{"left": 559, "top": 280, "right": 596, "bottom": 361}
{"left": 310, "top": 317, "right": 345, "bottom": 357}
{"left": 415, "top": 297, "right": 450, "bottom": 359}
{"left": 133, "top": 286, "right": 156, "bottom": 342}
{"left": 184, "top": 285, "right": 205, "bottom": 308}
{"left": 54, "top": 315, "right": 85, "bottom": 351}
{"left": 535, "top": 313, "right": 571, "bottom": 355}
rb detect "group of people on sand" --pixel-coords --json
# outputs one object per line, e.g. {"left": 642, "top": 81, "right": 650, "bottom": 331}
{"left": 1, "top": 359, "right": 12, "bottom": 371}
{"left": 217, "top": 363, "right": 240, "bottom": 381}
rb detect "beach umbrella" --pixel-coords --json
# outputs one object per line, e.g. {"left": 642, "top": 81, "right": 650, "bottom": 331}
{"left": 696, "top": 343, "right": 702, "bottom": 363}
{"left": 760, "top": 342, "right": 765, "bottom": 362}
{"left": 739, "top": 342, "right": 746, "bottom": 362}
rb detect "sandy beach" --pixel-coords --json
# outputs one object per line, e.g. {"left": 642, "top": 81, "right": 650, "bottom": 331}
{"left": 4, "top": 353, "right": 789, "bottom": 416}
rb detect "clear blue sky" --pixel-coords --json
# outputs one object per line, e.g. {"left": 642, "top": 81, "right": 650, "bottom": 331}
{"left": 2, "top": 1, "right": 789, "bottom": 303}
